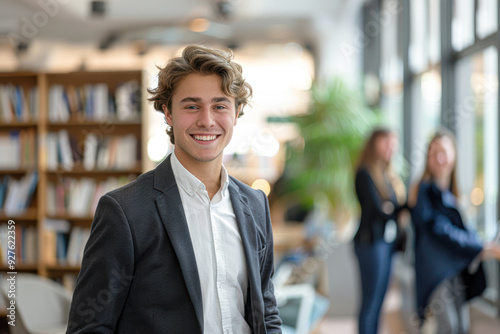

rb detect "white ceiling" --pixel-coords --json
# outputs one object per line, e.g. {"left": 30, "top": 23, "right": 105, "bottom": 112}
{"left": 0, "top": 0, "right": 365, "bottom": 48}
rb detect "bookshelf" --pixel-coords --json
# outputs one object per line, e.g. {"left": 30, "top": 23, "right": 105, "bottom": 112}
{"left": 0, "top": 71, "right": 146, "bottom": 285}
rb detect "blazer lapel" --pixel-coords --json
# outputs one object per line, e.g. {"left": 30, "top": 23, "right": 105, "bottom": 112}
{"left": 228, "top": 179, "right": 262, "bottom": 331}
{"left": 154, "top": 155, "right": 204, "bottom": 332}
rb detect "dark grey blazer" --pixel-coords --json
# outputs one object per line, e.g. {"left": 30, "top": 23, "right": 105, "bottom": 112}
{"left": 66, "top": 154, "right": 282, "bottom": 333}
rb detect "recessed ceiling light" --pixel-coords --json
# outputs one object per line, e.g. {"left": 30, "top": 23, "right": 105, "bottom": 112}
{"left": 189, "top": 18, "right": 210, "bottom": 33}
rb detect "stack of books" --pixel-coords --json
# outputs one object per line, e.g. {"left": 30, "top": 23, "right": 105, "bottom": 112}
{"left": 0, "top": 224, "right": 37, "bottom": 265}
{"left": 0, "top": 84, "right": 39, "bottom": 122}
{"left": 43, "top": 218, "right": 90, "bottom": 267}
{"left": 46, "top": 176, "right": 134, "bottom": 217}
{"left": 0, "top": 172, "right": 38, "bottom": 216}
{"left": 46, "top": 131, "right": 138, "bottom": 171}
{"left": 0, "top": 129, "right": 37, "bottom": 170}
{"left": 48, "top": 81, "right": 140, "bottom": 122}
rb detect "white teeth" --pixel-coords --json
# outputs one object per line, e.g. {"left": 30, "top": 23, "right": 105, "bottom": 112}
{"left": 193, "top": 135, "right": 217, "bottom": 141}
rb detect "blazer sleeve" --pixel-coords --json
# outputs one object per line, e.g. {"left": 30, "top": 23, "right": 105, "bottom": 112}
{"left": 431, "top": 214, "right": 483, "bottom": 257}
{"left": 260, "top": 190, "right": 283, "bottom": 333}
{"left": 67, "top": 194, "right": 135, "bottom": 334}
{"left": 355, "top": 169, "right": 399, "bottom": 221}
{"left": 413, "top": 184, "right": 483, "bottom": 258}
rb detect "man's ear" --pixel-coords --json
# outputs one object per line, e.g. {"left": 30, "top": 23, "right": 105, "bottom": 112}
{"left": 163, "top": 104, "right": 173, "bottom": 126}
{"left": 234, "top": 105, "right": 241, "bottom": 126}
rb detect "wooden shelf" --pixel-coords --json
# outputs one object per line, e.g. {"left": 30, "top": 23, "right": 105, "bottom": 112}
{"left": 0, "top": 208, "right": 38, "bottom": 221}
{"left": 0, "top": 70, "right": 145, "bottom": 284}
{"left": 0, "top": 169, "right": 37, "bottom": 175}
{"left": 0, "top": 121, "right": 38, "bottom": 128}
{"left": 46, "top": 216, "right": 93, "bottom": 223}
{"left": 48, "top": 120, "right": 141, "bottom": 128}
{"left": 0, "top": 72, "right": 38, "bottom": 78}
{"left": 47, "top": 165, "right": 142, "bottom": 176}
{"left": 46, "top": 265, "right": 81, "bottom": 272}
{"left": 0, "top": 265, "right": 38, "bottom": 272}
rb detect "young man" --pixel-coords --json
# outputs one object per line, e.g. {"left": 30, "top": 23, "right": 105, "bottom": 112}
{"left": 67, "top": 45, "right": 282, "bottom": 334}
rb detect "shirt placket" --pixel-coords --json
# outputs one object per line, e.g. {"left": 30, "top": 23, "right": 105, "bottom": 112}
{"left": 210, "top": 204, "right": 233, "bottom": 334}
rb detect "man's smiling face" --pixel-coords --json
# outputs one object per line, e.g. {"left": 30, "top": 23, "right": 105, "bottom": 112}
{"left": 164, "top": 73, "right": 239, "bottom": 165}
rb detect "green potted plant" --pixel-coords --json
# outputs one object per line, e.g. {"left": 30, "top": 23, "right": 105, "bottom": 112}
{"left": 279, "top": 77, "right": 376, "bottom": 227}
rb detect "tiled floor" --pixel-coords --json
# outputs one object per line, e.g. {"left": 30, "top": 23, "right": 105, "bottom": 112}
{"left": 317, "top": 281, "right": 405, "bottom": 334}
{"left": 316, "top": 283, "right": 500, "bottom": 334}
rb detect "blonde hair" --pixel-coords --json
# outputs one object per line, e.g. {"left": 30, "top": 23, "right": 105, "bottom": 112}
{"left": 148, "top": 45, "right": 253, "bottom": 144}
{"left": 357, "top": 128, "right": 406, "bottom": 205}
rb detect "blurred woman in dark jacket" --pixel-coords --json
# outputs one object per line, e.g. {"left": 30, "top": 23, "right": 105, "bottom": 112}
{"left": 353, "top": 128, "right": 407, "bottom": 334}
{"left": 410, "top": 129, "right": 500, "bottom": 333}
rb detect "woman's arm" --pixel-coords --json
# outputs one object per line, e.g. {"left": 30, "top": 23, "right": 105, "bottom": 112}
{"left": 413, "top": 183, "right": 483, "bottom": 257}
{"left": 355, "top": 169, "right": 398, "bottom": 221}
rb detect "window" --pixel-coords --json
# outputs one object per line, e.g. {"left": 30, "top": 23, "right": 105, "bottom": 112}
{"left": 456, "top": 47, "right": 499, "bottom": 304}
{"left": 428, "top": 0, "right": 440, "bottom": 64}
{"left": 452, "top": 0, "right": 475, "bottom": 51}
{"left": 380, "top": 0, "right": 404, "bottom": 136}
{"left": 410, "top": 69, "right": 442, "bottom": 180}
{"left": 409, "top": 0, "right": 428, "bottom": 73}
{"left": 477, "top": 0, "right": 498, "bottom": 39}
{"left": 409, "top": 0, "right": 441, "bottom": 73}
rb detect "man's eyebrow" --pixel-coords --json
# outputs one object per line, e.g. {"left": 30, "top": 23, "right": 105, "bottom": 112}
{"left": 179, "top": 97, "right": 202, "bottom": 103}
{"left": 212, "top": 97, "right": 231, "bottom": 103}
{"left": 179, "top": 97, "right": 232, "bottom": 104}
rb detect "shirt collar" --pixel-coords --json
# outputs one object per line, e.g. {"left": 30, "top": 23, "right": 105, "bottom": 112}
{"left": 170, "top": 152, "right": 229, "bottom": 198}
{"left": 220, "top": 163, "right": 230, "bottom": 197}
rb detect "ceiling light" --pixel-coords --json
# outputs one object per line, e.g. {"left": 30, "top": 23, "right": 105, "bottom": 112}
{"left": 189, "top": 18, "right": 210, "bottom": 33}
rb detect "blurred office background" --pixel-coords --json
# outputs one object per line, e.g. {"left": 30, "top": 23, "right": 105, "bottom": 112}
{"left": 0, "top": 0, "right": 499, "bottom": 333}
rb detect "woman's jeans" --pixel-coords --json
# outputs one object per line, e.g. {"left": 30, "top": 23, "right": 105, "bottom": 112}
{"left": 354, "top": 240, "right": 394, "bottom": 334}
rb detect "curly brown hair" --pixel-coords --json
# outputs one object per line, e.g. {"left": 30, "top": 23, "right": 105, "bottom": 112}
{"left": 147, "top": 45, "right": 253, "bottom": 144}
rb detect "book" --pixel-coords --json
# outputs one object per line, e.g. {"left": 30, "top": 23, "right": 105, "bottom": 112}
{"left": 83, "top": 133, "right": 98, "bottom": 170}
{"left": 23, "top": 172, "right": 38, "bottom": 209}
{"left": 43, "top": 230, "right": 57, "bottom": 266}
{"left": 0, "top": 84, "right": 14, "bottom": 122}
{"left": 93, "top": 83, "right": 108, "bottom": 121}
{"left": 9, "top": 131, "right": 20, "bottom": 169}
{"left": 47, "top": 176, "right": 133, "bottom": 218}
{"left": 66, "top": 227, "right": 82, "bottom": 266}
{"left": 46, "top": 182, "right": 56, "bottom": 216}
{"left": 29, "top": 86, "right": 39, "bottom": 120}
{"left": 24, "top": 226, "right": 37, "bottom": 264}
{"left": 116, "top": 81, "right": 140, "bottom": 121}
{"left": 2, "top": 172, "right": 37, "bottom": 216}
{"left": 44, "top": 218, "right": 70, "bottom": 266}
{"left": 58, "top": 129, "right": 74, "bottom": 170}
{"left": 0, "top": 176, "right": 9, "bottom": 210}
{"left": 0, "top": 134, "right": 14, "bottom": 169}
{"left": 0, "top": 225, "right": 7, "bottom": 264}
{"left": 46, "top": 132, "right": 58, "bottom": 171}
{"left": 66, "top": 226, "right": 91, "bottom": 267}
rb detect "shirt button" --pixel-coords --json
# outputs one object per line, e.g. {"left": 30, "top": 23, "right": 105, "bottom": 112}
{"left": 225, "top": 329, "right": 230, "bottom": 334}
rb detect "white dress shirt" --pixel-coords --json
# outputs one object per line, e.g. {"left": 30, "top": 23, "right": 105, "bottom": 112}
{"left": 171, "top": 153, "right": 251, "bottom": 334}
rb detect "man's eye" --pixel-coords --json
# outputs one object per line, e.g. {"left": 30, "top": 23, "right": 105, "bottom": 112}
{"left": 186, "top": 105, "right": 198, "bottom": 110}
{"left": 214, "top": 105, "right": 227, "bottom": 110}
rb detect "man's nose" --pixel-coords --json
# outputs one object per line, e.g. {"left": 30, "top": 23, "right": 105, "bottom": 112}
{"left": 196, "top": 107, "right": 216, "bottom": 127}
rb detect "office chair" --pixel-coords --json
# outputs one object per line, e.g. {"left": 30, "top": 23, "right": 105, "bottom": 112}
{"left": 0, "top": 273, "right": 72, "bottom": 334}
{"left": 273, "top": 260, "right": 330, "bottom": 334}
